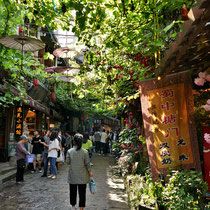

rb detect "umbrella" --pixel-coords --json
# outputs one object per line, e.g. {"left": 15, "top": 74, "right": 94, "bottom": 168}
{"left": 0, "top": 35, "right": 45, "bottom": 70}
{"left": 62, "top": 68, "right": 80, "bottom": 75}
{"left": 44, "top": 66, "right": 70, "bottom": 74}
{"left": 0, "top": 35, "right": 45, "bottom": 51}
{"left": 44, "top": 66, "right": 80, "bottom": 75}
{"left": 53, "top": 47, "right": 77, "bottom": 59}
{"left": 58, "top": 76, "right": 76, "bottom": 83}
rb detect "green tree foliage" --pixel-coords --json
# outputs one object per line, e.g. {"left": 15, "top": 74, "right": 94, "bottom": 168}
{"left": 0, "top": 0, "right": 195, "bottom": 115}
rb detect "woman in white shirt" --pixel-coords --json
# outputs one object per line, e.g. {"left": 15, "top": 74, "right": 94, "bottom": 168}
{"left": 48, "top": 130, "right": 60, "bottom": 179}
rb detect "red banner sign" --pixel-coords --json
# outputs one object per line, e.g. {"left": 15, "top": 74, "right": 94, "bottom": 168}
{"left": 203, "top": 126, "right": 210, "bottom": 192}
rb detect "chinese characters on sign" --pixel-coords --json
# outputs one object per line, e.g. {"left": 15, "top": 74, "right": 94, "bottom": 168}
{"left": 15, "top": 106, "right": 23, "bottom": 137}
{"left": 148, "top": 84, "right": 193, "bottom": 168}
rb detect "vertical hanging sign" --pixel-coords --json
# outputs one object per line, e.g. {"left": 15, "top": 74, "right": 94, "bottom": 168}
{"left": 15, "top": 106, "right": 23, "bottom": 137}
{"left": 203, "top": 126, "right": 210, "bottom": 192}
{"left": 139, "top": 71, "right": 201, "bottom": 181}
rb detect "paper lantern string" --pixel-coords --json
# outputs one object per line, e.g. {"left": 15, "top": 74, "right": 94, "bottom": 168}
{"left": 52, "top": 0, "right": 62, "bottom": 14}
{"left": 41, "top": 0, "right": 53, "bottom": 39}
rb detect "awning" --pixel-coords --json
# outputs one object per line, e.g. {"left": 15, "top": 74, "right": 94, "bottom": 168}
{"left": 0, "top": 82, "right": 64, "bottom": 122}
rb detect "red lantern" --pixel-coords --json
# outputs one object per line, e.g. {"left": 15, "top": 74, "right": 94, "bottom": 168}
{"left": 19, "top": 28, "right": 23, "bottom": 35}
{"left": 51, "top": 92, "right": 55, "bottom": 100}
{"left": 33, "top": 78, "right": 37, "bottom": 86}
{"left": 181, "top": 8, "right": 188, "bottom": 21}
{"left": 33, "top": 78, "right": 40, "bottom": 87}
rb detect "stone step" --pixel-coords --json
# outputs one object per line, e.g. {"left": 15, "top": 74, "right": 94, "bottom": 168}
{"left": 0, "top": 161, "right": 17, "bottom": 184}
{"left": 0, "top": 169, "right": 16, "bottom": 184}
{"left": 0, "top": 165, "right": 16, "bottom": 176}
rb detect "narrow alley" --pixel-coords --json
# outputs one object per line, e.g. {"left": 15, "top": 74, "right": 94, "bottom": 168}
{"left": 0, "top": 155, "right": 129, "bottom": 210}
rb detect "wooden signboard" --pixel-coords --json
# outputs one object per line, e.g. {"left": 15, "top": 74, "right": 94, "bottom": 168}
{"left": 139, "top": 71, "right": 201, "bottom": 181}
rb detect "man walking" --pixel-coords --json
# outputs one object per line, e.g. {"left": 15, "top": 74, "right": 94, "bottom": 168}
{"left": 16, "top": 135, "right": 30, "bottom": 184}
{"left": 100, "top": 129, "right": 108, "bottom": 155}
{"left": 94, "top": 130, "right": 101, "bottom": 153}
{"left": 40, "top": 130, "right": 51, "bottom": 177}
{"left": 31, "top": 130, "right": 44, "bottom": 173}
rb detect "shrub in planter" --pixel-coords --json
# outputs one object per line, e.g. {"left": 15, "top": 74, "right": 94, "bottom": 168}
{"left": 162, "top": 170, "right": 208, "bottom": 209}
{"left": 113, "top": 127, "right": 140, "bottom": 158}
{"left": 127, "top": 173, "right": 161, "bottom": 209}
{"left": 113, "top": 127, "right": 148, "bottom": 176}
{"left": 127, "top": 170, "right": 207, "bottom": 209}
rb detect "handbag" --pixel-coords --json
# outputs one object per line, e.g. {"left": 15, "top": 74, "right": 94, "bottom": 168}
{"left": 89, "top": 178, "right": 96, "bottom": 194}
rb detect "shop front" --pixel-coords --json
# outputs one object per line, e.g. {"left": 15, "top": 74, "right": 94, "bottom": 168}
{"left": 0, "top": 107, "right": 7, "bottom": 161}
{"left": 102, "top": 116, "right": 121, "bottom": 131}
{"left": 0, "top": 99, "right": 63, "bottom": 162}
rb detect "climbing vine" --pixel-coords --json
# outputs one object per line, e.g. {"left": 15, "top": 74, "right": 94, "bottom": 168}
{"left": 0, "top": 0, "right": 196, "bottom": 115}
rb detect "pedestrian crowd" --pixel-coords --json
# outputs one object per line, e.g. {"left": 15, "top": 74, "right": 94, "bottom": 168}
{"left": 15, "top": 128, "right": 118, "bottom": 210}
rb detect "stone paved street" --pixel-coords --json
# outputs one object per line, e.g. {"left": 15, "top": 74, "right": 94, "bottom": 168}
{"left": 0, "top": 155, "right": 129, "bottom": 210}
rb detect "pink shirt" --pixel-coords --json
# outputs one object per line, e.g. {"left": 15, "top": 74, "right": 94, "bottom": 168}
{"left": 16, "top": 142, "right": 28, "bottom": 160}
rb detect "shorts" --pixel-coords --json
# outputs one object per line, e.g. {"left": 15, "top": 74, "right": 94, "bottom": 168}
{"left": 33, "top": 154, "right": 42, "bottom": 161}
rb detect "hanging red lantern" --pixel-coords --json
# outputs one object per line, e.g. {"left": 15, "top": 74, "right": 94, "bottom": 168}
{"left": 51, "top": 92, "right": 55, "bottom": 100}
{"left": 33, "top": 78, "right": 37, "bottom": 86}
{"left": 33, "top": 78, "right": 40, "bottom": 87}
{"left": 19, "top": 28, "right": 23, "bottom": 35}
{"left": 181, "top": 8, "right": 188, "bottom": 21}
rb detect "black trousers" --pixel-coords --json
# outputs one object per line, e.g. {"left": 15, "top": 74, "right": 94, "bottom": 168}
{"left": 69, "top": 184, "right": 87, "bottom": 207}
{"left": 16, "top": 159, "right": 25, "bottom": 182}
{"left": 95, "top": 141, "right": 100, "bottom": 153}
{"left": 100, "top": 142, "right": 106, "bottom": 154}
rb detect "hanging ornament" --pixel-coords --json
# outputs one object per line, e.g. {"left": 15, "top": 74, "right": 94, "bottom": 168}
{"left": 51, "top": 92, "right": 55, "bottom": 100}
{"left": 18, "top": 28, "right": 23, "bottom": 35}
{"left": 181, "top": 4, "right": 188, "bottom": 21}
{"left": 33, "top": 78, "right": 40, "bottom": 87}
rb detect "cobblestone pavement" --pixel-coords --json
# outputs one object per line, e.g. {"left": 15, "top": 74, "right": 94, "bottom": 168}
{"left": 0, "top": 154, "right": 129, "bottom": 210}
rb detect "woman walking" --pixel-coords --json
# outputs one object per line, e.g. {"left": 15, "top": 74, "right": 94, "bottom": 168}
{"left": 66, "top": 134, "right": 93, "bottom": 210}
{"left": 48, "top": 130, "right": 59, "bottom": 179}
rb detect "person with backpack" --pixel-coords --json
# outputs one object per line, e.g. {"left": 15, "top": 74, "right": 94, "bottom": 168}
{"left": 66, "top": 134, "right": 93, "bottom": 210}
